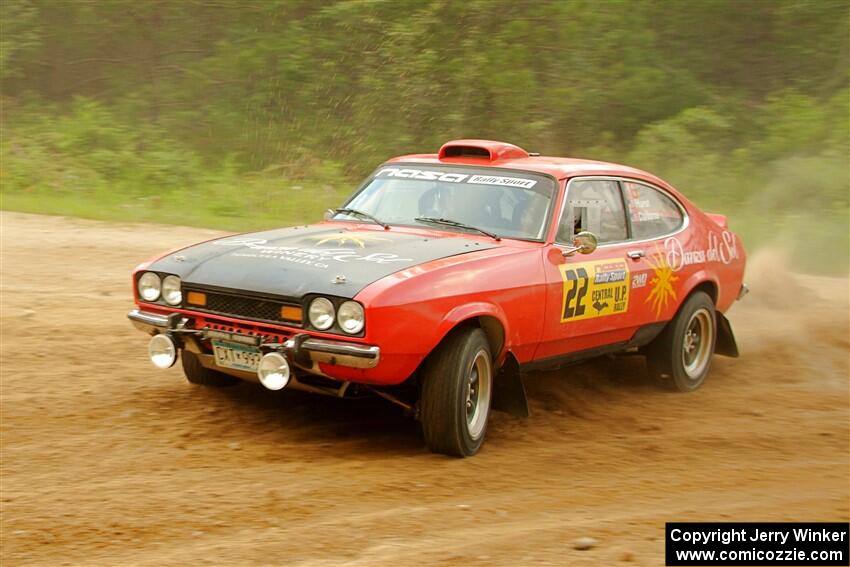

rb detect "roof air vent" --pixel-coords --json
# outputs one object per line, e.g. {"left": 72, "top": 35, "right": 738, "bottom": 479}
{"left": 438, "top": 139, "right": 529, "bottom": 162}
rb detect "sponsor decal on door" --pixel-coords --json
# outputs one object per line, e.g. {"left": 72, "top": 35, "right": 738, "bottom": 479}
{"left": 559, "top": 259, "right": 630, "bottom": 323}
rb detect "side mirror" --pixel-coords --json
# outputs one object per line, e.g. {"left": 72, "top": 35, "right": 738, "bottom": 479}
{"left": 562, "top": 231, "right": 598, "bottom": 257}
{"left": 323, "top": 208, "right": 335, "bottom": 221}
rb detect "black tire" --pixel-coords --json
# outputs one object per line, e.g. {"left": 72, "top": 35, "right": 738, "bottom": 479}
{"left": 181, "top": 350, "right": 240, "bottom": 387}
{"left": 646, "top": 291, "right": 717, "bottom": 392}
{"left": 420, "top": 327, "right": 493, "bottom": 457}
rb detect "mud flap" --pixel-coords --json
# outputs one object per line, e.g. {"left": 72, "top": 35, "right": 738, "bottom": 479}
{"left": 492, "top": 356, "right": 529, "bottom": 417}
{"left": 715, "top": 312, "right": 740, "bottom": 358}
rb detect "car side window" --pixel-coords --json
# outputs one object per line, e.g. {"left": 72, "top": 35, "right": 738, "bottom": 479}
{"left": 624, "top": 181, "right": 684, "bottom": 240}
{"left": 556, "top": 179, "right": 627, "bottom": 244}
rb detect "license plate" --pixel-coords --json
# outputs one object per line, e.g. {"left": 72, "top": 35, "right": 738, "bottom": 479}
{"left": 212, "top": 340, "right": 261, "bottom": 372}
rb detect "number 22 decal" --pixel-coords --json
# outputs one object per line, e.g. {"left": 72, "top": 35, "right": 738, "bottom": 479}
{"left": 559, "top": 259, "right": 631, "bottom": 323}
{"left": 562, "top": 267, "right": 589, "bottom": 319}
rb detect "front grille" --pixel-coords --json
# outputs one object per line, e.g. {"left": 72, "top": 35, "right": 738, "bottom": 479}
{"left": 184, "top": 287, "right": 302, "bottom": 326}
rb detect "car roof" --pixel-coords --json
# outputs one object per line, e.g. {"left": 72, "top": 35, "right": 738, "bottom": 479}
{"left": 385, "top": 139, "right": 672, "bottom": 188}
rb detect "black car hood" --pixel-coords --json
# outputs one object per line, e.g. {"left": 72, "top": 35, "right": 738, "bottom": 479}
{"left": 148, "top": 224, "right": 499, "bottom": 298}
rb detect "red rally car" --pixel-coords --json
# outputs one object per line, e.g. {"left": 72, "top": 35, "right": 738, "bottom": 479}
{"left": 129, "top": 139, "right": 747, "bottom": 457}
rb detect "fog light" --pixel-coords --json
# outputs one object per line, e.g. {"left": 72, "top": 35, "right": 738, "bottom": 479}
{"left": 257, "top": 352, "right": 291, "bottom": 390}
{"left": 148, "top": 334, "right": 177, "bottom": 369}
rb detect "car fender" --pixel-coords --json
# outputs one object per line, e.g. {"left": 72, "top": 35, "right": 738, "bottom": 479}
{"left": 433, "top": 302, "right": 530, "bottom": 417}
{"left": 677, "top": 269, "right": 720, "bottom": 307}
{"left": 433, "top": 301, "right": 511, "bottom": 363}
{"left": 674, "top": 269, "right": 739, "bottom": 357}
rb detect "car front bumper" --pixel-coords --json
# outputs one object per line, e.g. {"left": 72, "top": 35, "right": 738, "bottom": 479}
{"left": 128, "top": 308, "right": 380, "bottom": 371}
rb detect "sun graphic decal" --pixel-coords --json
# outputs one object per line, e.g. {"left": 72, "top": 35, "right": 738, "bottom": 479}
{"left": 644, "top": 247, "right": 680, "bottom": 318}
{"left": 306, "top": 232, "right": 392, "bottom": 249}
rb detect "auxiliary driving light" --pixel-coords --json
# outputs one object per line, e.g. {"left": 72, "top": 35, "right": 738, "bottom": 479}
{"left": 148, "top": 334, "right": 177, "bottom": 369}
{"left": 257, "top": 352, "right": 291, "bottom": 390}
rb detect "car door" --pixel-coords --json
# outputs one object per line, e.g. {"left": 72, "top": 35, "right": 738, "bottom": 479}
{"left": 618, "top": 179, "right": 689, "bottom": 328}
{"left": 535, "top": 177, "right": 641, "bottom": 361}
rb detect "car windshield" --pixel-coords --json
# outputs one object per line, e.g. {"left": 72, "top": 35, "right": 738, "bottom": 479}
{"left": 333, "top": 165, "right": 557, "bottom": 240}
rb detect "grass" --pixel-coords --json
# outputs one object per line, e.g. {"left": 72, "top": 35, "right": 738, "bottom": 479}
{"left": 1, "top": 183, "right": 354, "bottom": 233}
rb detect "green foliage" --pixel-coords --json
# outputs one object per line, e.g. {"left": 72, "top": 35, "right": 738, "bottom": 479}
{"left": 0, "top": 0, "right": 847, "bottom": 271}
{"left": 0, "top": 97, "right": 350, "bottom": 230}
{"left": 5, "top": 98, "right": 206, "bottom": 194}
{"left": 0, "top": 0, "right": 41, "bottom": 78}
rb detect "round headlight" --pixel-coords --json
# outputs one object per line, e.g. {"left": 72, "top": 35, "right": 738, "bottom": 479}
{"left": 162, "top": 275, "right": 182, "bottom": 305}
{"left": 337, "top": 301, "right": 364, "bottom": 334}
{"left": 257, "top": 352, "right": 291, "bottom": 390}
{"left": 308, "top": 297, "right": 335, "bottom": 330}
{"left": 138, "top": 272, "right": 161, "bottom": 302}
{"left": 148, "top": 334, "right": 177, "bottom": 369}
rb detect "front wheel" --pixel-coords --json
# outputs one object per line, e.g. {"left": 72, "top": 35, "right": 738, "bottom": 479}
{"left": 420, "top": 328, "right": 493, "bottom": 457}
{"left": 646, "top": 291, "right": 717, "bottom": 392}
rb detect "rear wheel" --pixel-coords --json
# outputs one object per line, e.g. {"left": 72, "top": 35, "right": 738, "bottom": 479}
{"left": 646, "top": 291, "right": 716, "bottom": 392}
{"left": 420, "top": 328, "right": 493, "bottom": 457}
{"left": 182, "top": 350, "right": 240, "bottom": 387}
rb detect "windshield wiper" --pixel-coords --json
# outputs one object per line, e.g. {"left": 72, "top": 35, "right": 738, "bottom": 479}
{"left": 334, "top": 208, "right": 389, "bottom": 229}
{"left": 414, "top": 217, "right": 500, "bottom": 241}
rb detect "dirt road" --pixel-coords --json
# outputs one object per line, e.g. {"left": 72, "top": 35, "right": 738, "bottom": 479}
{"left": 1, "top": 211, "right": 848, "bottom": 566}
